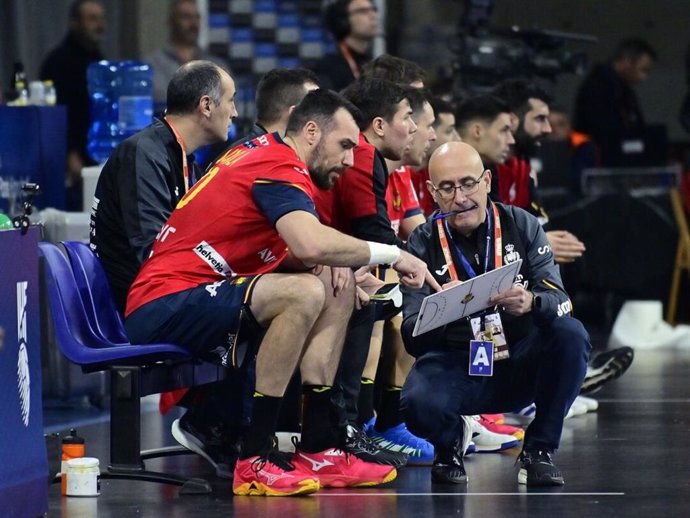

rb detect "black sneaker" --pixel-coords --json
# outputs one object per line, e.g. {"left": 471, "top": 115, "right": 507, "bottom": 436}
{"left": 431, "top": 418, "right": 471, "bottom": 484}
{"left": 341, "top": 424, "right": 408, "bottom": 468}
{"left": 171, "top": 414, "right": 239, "bottom": 479}
{"left": 517, "top": 448, "right": 564, "bottom": 486}
{"left": 581, "top": 346, "right": 634, "bottom": 395}
{"left": 431, "top": 446, "right": 467, "bottom": 484}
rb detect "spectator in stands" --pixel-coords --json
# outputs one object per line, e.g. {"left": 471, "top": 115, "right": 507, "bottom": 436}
{"left": 146, "top": 0, "right": 229, "bottom": 112}
{"left": 315, "top": 0, "right": 380, "bottom": 92}
{"left": 40, "top": 0, "right": 106, "bottom": 211}
{"left": 574, "top": 38, "right": 656, "bottom": 166}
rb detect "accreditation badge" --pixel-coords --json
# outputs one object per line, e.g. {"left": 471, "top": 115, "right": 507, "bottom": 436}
{"left": 470, "top": 312, "right": 510, "bottom": 361}
{"left": 469, "top": 340, "right": 494, "bottom": 376}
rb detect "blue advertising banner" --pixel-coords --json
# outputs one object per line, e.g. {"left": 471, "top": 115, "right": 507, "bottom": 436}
{"left": 0, "top": 227, "right": 49, "bottom": 518}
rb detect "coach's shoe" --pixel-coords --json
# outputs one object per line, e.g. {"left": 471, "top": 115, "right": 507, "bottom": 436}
{"left": 431, "top": 417, "right": 472, "bottom": 484}
{"left": 517, "top": 448, "right": 564, "bottom": 487}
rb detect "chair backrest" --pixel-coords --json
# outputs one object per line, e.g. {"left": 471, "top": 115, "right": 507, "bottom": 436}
{"left": 62, "top": 241, "right": 128, "bottom": 343}
{"left": 39, "top": 242, "right": 190, "bottom": 371}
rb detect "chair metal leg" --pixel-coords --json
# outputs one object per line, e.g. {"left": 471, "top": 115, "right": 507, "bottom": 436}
{"left": 102, "top": 469, "right": 211, "bottom": 495}
{"left": 108, "top": 367, "right": 211, "bottom": 495}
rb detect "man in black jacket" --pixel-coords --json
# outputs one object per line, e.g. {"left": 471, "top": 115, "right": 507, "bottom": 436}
{"left": 574, "top": 38, "right": 656, "bottom": 166}
{"left": 40, "top": 0, "right": 106, "bottom": 211}
{"left": 399, "top": 142, "right": 590, "bottom": 487}
{"left": 314, "top": 0, "right": 379, "bottom": 92}
{"left": 91, "top": 60, "right": 237, "bottom": 314}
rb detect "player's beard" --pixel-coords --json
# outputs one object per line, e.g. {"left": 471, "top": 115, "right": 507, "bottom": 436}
{"left": 514, "top": 126, "right": 542, "bottom": 158}
{"left": 308, "top": 139, "right": 339, "bottom": 190}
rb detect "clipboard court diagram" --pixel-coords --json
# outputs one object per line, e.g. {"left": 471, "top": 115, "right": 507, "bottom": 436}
{"left": 412, "top": 259, "right": 523, "bottom": 337}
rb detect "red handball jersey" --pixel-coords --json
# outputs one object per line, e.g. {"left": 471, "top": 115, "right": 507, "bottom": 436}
{"left": 496, "top": 156, "right": 533, "bottom": 209}
{"left": 314, "top": 133, "right": 378, "bottom": 233}
{"left": 412, "top": 166, "right": 436, "bottom": 216}
{"left": 126, "top": 133, "right": 318, "bottom": 316}
{"left": 386, "top": 165, "right": 422, "bottom": 236}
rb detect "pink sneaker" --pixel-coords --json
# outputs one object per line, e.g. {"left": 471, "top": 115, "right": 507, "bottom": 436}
{"left": 233, "top": 450, "right": 320, "bottom": 497}
{"left": 481, "top": 413, "right": 505, "bottom": 424}
{"left": 292, "top": 447, "right": 397, "bottom": 488}
{"left": 478, "top": 415, "right": 524, "bottom": 440}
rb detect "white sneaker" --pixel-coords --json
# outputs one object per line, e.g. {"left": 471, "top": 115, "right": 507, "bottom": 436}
{"left": 505, "top": 403, "right": 537, "bottom": 425}
{"left": 459, "top": 416, "right": 474, "bottom": 456}
{"left": 564, "top": 399, "right": 588, "bottom": 419}
{"left": 575, "top": 395, "right": 599, "bottom": 412}
{"left": 468, "top": 415, "right": 520, "bottom": 452}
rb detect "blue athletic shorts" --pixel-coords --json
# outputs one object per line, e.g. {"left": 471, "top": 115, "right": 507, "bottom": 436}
{"left": 125, "top": 276, "right": 264, "bottom": 366}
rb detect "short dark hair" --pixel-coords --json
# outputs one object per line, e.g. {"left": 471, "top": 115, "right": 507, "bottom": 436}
{"left": 166, "top": 61, "right": 226, "bottom": 115}
{"left": 455, "top": 94, "right": 511, "bottom": 132}
{"left": 286, "top": 89, "right": 361, "bottom": 136}
{"left": 341, "top": 78, "right": 409, "bottom": 130}
{"left": 255, "top": 68, "right": 319, "bottom": 125}
{"left": 430, "top": 97, "right": 455, "bottom": 128}
{"left": 614, "top": 38, "right": 657, "bottom": 62}
{"left": 69, "top": 0, "right": 101, "bottom": 21}
{"left": 492, "top": 79, "right": 552, "bottom": 120}
{"left": 324, "top": 0, "right": 353, "bottom": 41}
{"left": 404, "top": 87, "right": 429, "bottom": 116}
{"left": 361, "top": 54, "right": 426, "bottom": 86}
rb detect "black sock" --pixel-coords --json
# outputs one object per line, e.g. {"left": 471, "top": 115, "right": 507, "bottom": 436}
{"left": 357, "top": 378, "right": 375, "bottom": 427}
{"left": 300, "top": 385, "right": 339, "bottom": 453}
{"left": 241, "top": 391, "right": 281, "bottom": 458}
{"left": 374, "top": 386, "right": 403, "bottom": 432}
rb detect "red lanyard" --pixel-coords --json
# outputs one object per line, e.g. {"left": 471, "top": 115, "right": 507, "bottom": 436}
{"left": 436, "top": 203, "right": 503, "bottom": 282}
{"left": 164, "top": 116, "right": 190, "bottom": 193}
{"left": 339, "top": 42, "right": 361, "bottom": 79}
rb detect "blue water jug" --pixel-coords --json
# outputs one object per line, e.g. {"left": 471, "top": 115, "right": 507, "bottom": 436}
{"left": 87, "top": 61, "right": 153, "bottom": 163}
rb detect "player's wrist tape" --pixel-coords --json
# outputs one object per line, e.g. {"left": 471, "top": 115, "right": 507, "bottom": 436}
{"left": 367, "top": 242, "right": 401, "bottom": 265}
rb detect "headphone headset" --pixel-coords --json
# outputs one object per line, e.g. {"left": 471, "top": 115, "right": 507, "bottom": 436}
{"left": 324, "top": 0, "right": 352, "bottom": 41}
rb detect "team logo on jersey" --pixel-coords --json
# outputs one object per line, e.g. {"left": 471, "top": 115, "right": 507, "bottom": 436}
{"left": 538, "top": 245, "right": 551, "bottom": 255}
{"left": 293, "top": 166, "right": 309, "bottom": 176}
{"left": 392, "top": 191, "right": 402, "bottom": 211}
{"left": 504, "top": 244, "right": 521, "bottom": 264}
{"left": 194, "top": 241, "right": 235, "bottom": 276}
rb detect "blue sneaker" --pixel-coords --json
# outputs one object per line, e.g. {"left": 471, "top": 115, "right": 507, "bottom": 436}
{"left": 366, "top": 418, "right": 434, "bottom": 466}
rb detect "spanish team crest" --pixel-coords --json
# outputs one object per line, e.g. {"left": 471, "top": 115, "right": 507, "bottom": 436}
{"left": 393, "top": 191, "right": 402, "bottom": 211}
{"left": 504, "top": 244, "right": 521, "bottom": 264}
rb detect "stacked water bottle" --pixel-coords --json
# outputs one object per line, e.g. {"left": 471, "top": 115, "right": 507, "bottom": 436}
{"left": 87, "top": 60, "right": 153, "bottom": 163}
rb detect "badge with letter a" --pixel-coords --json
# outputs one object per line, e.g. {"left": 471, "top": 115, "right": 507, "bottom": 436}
{"left": 469, "top": 340, "right": 494, "bottom": 376}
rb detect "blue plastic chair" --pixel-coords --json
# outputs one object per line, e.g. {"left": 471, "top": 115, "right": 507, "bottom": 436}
{"left": 39, "top": 241, "right": 226, "bottom": 494}
{"left": 61, "top": 241, "right": 128, "bottom": 343}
